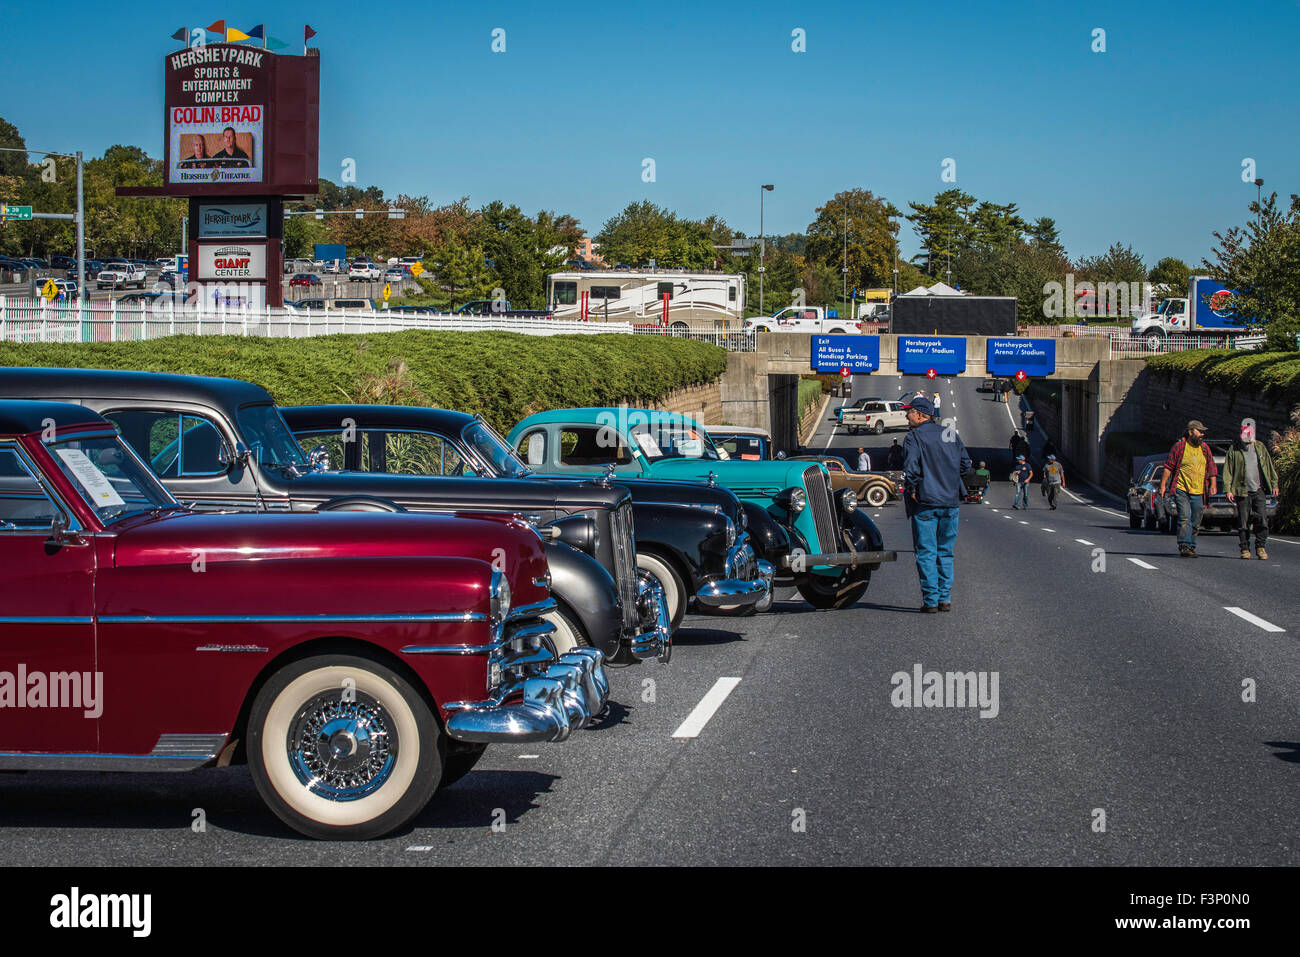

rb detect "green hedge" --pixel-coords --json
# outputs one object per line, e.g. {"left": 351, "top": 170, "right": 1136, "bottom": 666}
{"left": 0, "top": 332, "right": 727, "bottom": 434}
{"left": 1145, "top": 349, "right": 1300, "bottom": 409}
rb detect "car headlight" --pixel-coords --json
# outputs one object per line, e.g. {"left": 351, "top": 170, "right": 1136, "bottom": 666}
{"left": 836, "top": 488, "right": 858, "bottom": 514}
{"left": 724, "top": 515, "right": 737, "bottom": 548}
{"left": 489, "top": 568, "right": 511, "bottom": 623}
{"left": 546, "top": 514, "right": 600, "bottom": 556}
{"left": 777, "top": 487, "right": 806, "bottom": 514}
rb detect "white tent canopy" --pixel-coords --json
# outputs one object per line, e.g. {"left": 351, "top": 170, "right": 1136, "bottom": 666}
{"left": 901, "top": 282, "right": 964, "bottom": 296}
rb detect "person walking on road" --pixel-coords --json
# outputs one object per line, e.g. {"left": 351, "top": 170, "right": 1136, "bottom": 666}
{"left": 1042, "top": 454, "right": 1065, "bottom": 509}
{"left": 1223, "top": 419, "right": 1279, "bottom": 560}
{"left": 856, "top": 447, "right": 872, "bottom": 472}
{"left": 902, "top": 394, "right": 971, "bottom": 613}
{"left": 1157, "top": 420, "right": 1218, "bottom": 558}
{"left": 932, "top": 391, "right": 942, "bottom": 412}
{"left": 886, "top": 439, "right": 904, "bottom": 471}
{"left": 1012, "top": 455, "right": 1033, "bottom": 509}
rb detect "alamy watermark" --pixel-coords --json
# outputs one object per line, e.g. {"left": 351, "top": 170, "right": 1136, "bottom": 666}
{"left": 1042, "top": 274, "right": 1153, "bottom": 320}
{"left": 890, "top": 663, "right": 999, "bottom": 718}
{"left": 0, "top": 665, "right": 102, "bottom": 718}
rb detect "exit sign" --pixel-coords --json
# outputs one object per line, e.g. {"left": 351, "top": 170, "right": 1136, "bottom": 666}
{"left": 0, "top": 205, "right": 33, "bottom": 221}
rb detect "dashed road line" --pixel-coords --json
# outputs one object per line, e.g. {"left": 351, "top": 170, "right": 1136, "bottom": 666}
{"left": 1075, "top": 538, "right": 1094, "bottom": 546}
{"left": 672, "top": 677, "right": 742, "bottom": 739}
{"left": 1126, "top": 557, "right": 1158, "bottom": 570}
{"left": 1224, "top": 607, "right": 1285, "bottom": 633}
{"left": 1019, "top": 520, "right": 1029, "bottom": 525}
{"left": 1042, "top": 528, "right": 1055, "bottom": 532}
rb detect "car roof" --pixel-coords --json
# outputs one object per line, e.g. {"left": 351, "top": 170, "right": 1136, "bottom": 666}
{"left": 518, "top": 407, "right": 706, "bottom": 429}
{"left": 283, "top": 404, "right": 475, "bottom": 433}
{"left": 706, "top": 425, "right": 770, "bottom": 438}
{"left": 0, "top": 367, "right": 274, "bottom": 407}
{"left": 0, "top": 400, "right": 110, "bottom": 435}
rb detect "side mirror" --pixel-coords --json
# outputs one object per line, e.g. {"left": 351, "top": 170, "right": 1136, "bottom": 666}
{"left": 48, "top": 513, "right": 86, "bottom": 548}
{"left": 233, "top": 442, "right": 253, "bottom": 467}
{"left": 776, "top": 450, "right": 787, "bottom": 460}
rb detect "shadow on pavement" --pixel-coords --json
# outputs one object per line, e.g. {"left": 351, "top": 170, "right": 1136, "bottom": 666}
{"left": 672, "top": 626, "right": 747, "bottom": 647}
{"left": 1263, "top": 742, "right": 1300, "bottom": 765}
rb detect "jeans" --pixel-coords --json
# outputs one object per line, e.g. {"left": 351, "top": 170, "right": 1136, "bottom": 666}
{"left": 1046, "top": 484, "right": 1060, "bottom": 509}
{"left": 911, "top": 505, "right": 959, "bottom": 606}
{"left": 1174, "top": 489, "right": 1205, "bottom": 549}
{"left": 1014, "top": 482, "right": 1029, "bottom": 509}
{"left": 1235, "top": 490, "right": 1269, "bottom": 548}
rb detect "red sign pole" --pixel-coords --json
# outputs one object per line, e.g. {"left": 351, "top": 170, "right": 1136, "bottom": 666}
{"left": 662, "top": 292, "right": 670, "bottom": 328}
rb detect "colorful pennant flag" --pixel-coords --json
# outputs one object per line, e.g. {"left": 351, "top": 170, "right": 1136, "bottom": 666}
{"left": 245, "top": 25, "right": 264, "bottom": 40}
{"left": 171, "top": 27, "right": 187, "bottom": 41}
{"left": 267, "top": 37, "right": 289, "bottom": 50}
{"left": 227, "top": 27, "right": 251, "bottom": 42}
{"left": 304, "top": 24, "right": 317, "bottom": 41}
{"left": 206, "top": 19, "right": 225, "bottom": 33}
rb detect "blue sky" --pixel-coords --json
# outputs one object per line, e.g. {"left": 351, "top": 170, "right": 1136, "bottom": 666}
{"left": 4, "top": 0, "right": 1298, "bottom": 266}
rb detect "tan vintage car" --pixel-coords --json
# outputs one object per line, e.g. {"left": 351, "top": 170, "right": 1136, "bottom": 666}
{"left": 788, "top": 454, "right": 899, "bottom": 507}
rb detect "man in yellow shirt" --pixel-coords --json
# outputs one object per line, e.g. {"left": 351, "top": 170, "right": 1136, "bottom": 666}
{"left": 1157, "top": 420, "right": 1219, "bottom": 558}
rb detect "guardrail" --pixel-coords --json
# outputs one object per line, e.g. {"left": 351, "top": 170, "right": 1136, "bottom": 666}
{"left": 0, "top": 297, "right": 635, "bottom": 342}
{"left": 1107, "top": 334, "right": 1239, "bottom": 358}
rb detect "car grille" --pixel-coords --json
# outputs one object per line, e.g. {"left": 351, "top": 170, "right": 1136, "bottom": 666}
{"left": 610, "top": 501, "right": 639, "bottom": 633}
{"left": 803, "top": 466, "right": 839, "bottom": 553}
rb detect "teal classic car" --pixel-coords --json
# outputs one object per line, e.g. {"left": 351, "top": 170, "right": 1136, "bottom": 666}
{"left": 507, "top": 407, "right": 897, "bottom": 609}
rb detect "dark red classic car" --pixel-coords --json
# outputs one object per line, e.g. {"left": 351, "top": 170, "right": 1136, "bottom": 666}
{"left": 0, "top": 401, "right": 607, "bottom": 840}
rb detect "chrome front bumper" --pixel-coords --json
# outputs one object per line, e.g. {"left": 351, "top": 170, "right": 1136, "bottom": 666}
{"left": 695, "top": 541, "right": 774, "bottom": 610}
{"left": 631, "top": 575, "right": 672, "bottom": 663}
{"left": 443, "top": 609, "right": 611, "bottom": 744}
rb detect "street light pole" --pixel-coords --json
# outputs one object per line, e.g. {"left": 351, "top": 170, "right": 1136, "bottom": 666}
{"left": 1254, "top": 177, "right": 1264, "bottom": 227}
{"left": 759, "top": 184, "right": 773, "bottom": 316}
{"left": 0, "top": 146, "right": 86, "bottom": 303}
{"left": 842, "top": 201, "right": 848, "bottom": 321}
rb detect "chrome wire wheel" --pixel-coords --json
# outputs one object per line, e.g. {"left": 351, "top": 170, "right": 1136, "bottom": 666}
{"left": 287, "top": 691, "right": 397, "bottom": 802}
{"left": 249, "top": 655, "right": 441, "bottom": 840}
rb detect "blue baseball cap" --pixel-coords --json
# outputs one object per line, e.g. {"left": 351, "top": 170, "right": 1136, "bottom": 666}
{"left": 903, "top": 395, "right": 936, "bottom": 416}
{"left": 1016, "top": 454, "right": 1026, "bottom": 461}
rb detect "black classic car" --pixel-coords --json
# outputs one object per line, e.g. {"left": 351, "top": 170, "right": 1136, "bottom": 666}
{"left": 281, "top": 405, "right": 774, "bottom": 629}
{"left": 0, "top": 368, "right": 668, "bottom": 666}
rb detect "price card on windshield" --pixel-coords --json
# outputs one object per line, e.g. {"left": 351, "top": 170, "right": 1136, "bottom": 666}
{"left": 56, "top": 448, "right": 125, "bottom": 507}
{"left": 633, "top": 432, "right": 662, "bottom": 457}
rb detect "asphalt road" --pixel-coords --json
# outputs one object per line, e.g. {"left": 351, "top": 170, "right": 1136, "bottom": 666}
{"left": 2, "top": 374, "right": 1297, "bottom": 865}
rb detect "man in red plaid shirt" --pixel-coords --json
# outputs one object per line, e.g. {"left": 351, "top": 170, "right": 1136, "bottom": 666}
{"left": 1157, "top": 420, "right": 1218, "bottom": 557}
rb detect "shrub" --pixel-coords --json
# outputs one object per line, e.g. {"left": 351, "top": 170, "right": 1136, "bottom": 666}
{"left": 0, "top": 332, "right": 728, "bottom": 434}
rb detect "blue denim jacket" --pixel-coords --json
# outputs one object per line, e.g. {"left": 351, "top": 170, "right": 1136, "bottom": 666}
{"left": 903, "top": 419, "right": 972, "bottom": 508}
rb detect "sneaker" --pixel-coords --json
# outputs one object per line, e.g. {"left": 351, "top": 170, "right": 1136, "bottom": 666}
{"left": 1257, "top": 547, "right": 1269, "bottom": 560}
{"left": 921, "top": 605, "right": 938, "bottom": 614}
{"left": 1188, "top": 548, "right": 1199, "bottom": 558}
{"left": 1178, "top": 546, "right": 1191, "bottom": 558}
{"left": 937, "top": 602, "right": 952, "bottom": 612}
{"left": 1241, "top": 549, "right": 1251, "bottom": 559}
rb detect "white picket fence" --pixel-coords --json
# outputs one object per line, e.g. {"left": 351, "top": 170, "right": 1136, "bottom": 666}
{"left": 1106, "top": 334, "right": 1240, "bottom": 358}
{"left": 0, "top": 297, "right": 636, "bottom": 343}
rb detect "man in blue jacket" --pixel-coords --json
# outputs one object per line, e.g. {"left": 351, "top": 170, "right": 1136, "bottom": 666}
{"left": 902, "top": 395, "right": 972, "bottom": 613}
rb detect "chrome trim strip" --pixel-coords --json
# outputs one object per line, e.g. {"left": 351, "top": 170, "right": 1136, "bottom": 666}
{"left": 0, "top": 732, "right": 227, "bottom": 772}
{"left": 99, "top": 612, "right": 487, "bottom": 624}
{"left": 0, "top": 616, "right": 94, "bottom": 625}
{"left": 506, "top": 598, "right": 557, "bottom": 621}
{"left": 401, "top": 643, "right": 493, "bottom": 655}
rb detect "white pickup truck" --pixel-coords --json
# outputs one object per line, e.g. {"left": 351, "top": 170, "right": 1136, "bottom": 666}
{"left": 744, "top": 306, "right": 860, "bottom": 334}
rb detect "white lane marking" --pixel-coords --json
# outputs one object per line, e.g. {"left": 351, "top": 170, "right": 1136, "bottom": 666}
{"left": 407, "top": 846, "right": 435, "bottom": 852}
{"left": 990, "top": 508, "right": 999, "bottom": 512}
{"left": 1224, "top": 607, "right": 1285, "bottom": 633}
{"left": 672, "top": 677, "right": 742, "bottom": 738}
{"left": 1042, "top": 527, "right": 1055, "bottom": 532}
{"left": 1019, "top": 520, "right": 1029, "bottom": 525}
{"left": 517, "top": 754, "right": 539, "bottom": 759}
{"left": 1090, "top": 503, "right": 1126, "bottom": 517}
{"left": 1075, "top": 538, "right": 1094, "bottom": 546}
{"left": 1126, "top": 557, "right": 1158, "bottom": 569}
{"left": 1265, "top": 536, "right": 1300, "bottom": 546}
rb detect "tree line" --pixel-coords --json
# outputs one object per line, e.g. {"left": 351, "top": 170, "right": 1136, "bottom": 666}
{"left": 1, "top": 112, "right": 1290, "bottom": 342}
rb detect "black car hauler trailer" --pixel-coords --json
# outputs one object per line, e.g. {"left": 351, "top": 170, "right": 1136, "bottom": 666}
{"left": 891, "top": 295, "right": 1017, "bottom": 336}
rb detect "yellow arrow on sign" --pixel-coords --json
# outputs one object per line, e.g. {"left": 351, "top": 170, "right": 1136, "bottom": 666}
{"left": 409, "top": 261, "right": 424, "bottom": 278}
{"left": 41, "top": 279, "right": 59, "bottom": 301}
{"left": 383, "top": 283, "right": 392, "bottom": 302}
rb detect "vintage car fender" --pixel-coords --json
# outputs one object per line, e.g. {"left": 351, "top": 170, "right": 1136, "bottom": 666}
{"left": 629, "top": 500, "right": 731, "bottom": 592}
{"left": 545, "top": 541, "right": 623, "bottom": 659}
{"left": 739, "top": 499, "right": 794, "bottom": 569}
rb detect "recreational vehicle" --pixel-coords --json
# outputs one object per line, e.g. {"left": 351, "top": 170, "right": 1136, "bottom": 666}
{"left": 545, "top": 270, "right": 746, "bottom": 332}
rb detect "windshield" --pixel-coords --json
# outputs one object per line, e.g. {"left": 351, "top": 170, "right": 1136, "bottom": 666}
{"left": 236, "top": 404, "right": 308, "bottom": 469}
{"left": 629, "top": 421, "right": 720, "bottom": 461}
{"left": 47, "top": 433, "right": 178, "bottom": 525}
{"left": 462, "top": 420, "right": 530, "bottom": 478}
